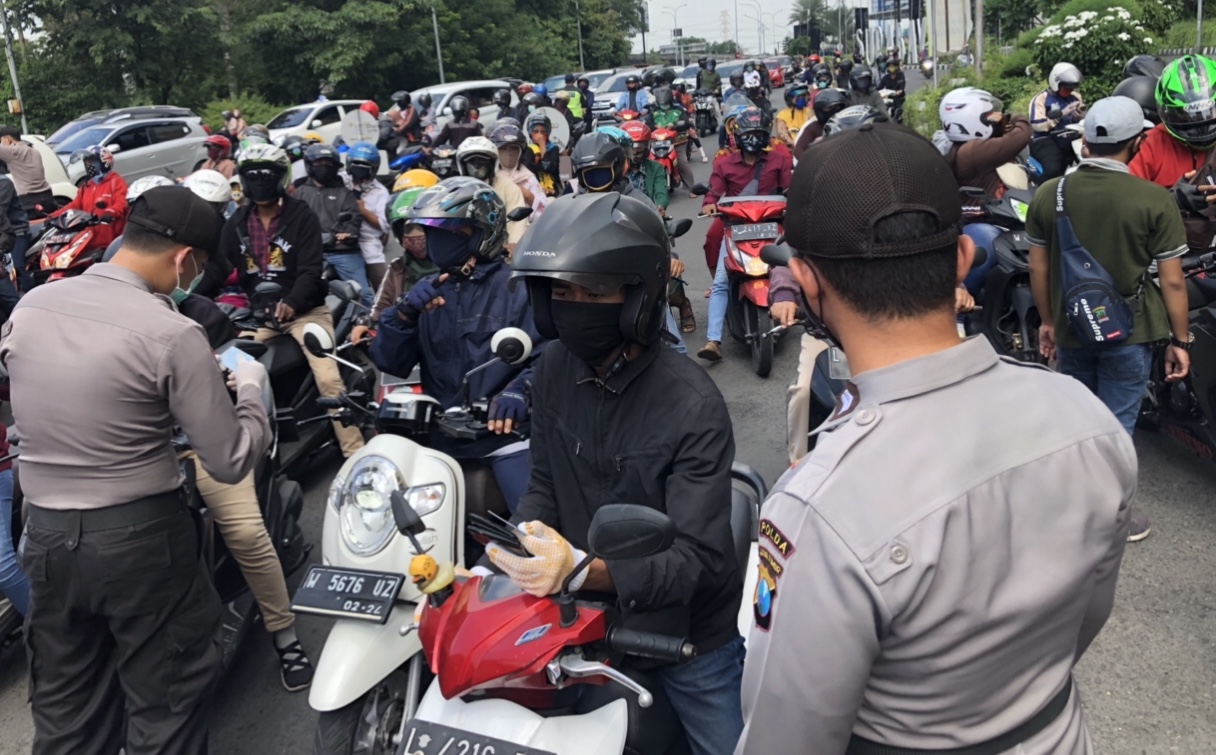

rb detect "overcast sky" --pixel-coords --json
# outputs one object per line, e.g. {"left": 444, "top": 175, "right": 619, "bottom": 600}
{"left": 631, "top": 0, "right": 870, "bottom": 55}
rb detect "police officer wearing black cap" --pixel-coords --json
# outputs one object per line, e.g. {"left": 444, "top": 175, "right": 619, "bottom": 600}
{"left": 0, "top": 185, "right": 272, "bottom": 754}
{"left": 735, "top": 124, "right": 1135, "bottom": 754}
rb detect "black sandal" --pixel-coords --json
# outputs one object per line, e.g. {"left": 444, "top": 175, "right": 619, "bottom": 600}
{"left": 275, "top": 640, "right": 315, "bottom": 692}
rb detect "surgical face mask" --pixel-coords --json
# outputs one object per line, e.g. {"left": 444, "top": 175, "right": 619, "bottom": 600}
{"left": 550, "top": 299, "right": 625, "bottom": 364}
{"left": 402, "top": 234, "right": 427, "bottom": 260}
{"left": 171, "top": 249, "right": 204, "bottom": 304}
{"left": 311, "top": 162, "right": 338, "bottom": 184}
{"left": 739, "top": 132, "right": 767, "bottom": 154}
{"left": 815, "top": 80, "right": 828, "bottom": 90}
{"left": 794, "top": 96, "right": 808, "bottom": 109}
{"left": 242, "top": 169, "right": 281, "bottom": 203}
{"left": 425, "top": 226, "right": 476, "bottom": 269}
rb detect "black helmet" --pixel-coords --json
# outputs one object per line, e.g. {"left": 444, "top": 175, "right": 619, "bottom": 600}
{"left": 449, "top": 95, "right": 471, "bottom": 119}
{"left": 811, "top": 63, "right": 830, "bottom": 76}
{"left": 653, "top": 67, "right": 677, "bottom": 86}
{"left": 729, "top": 73, "right": 744, "bottom": 87}
{"left": 406, "top": 177, "right": 508, "bottom": 265}
{"left": 511, "top": 192, "right": 671, "bottom": 347}
{"left": 392, "top": 90, "right": 411, "bottom": 108}
{"left": 522, "top": 92, "right": 545, "bottom": 111}
{"left": 280, "top": 134, "right": 306, "bottom": 162}
{"left": 813, "top": 88, "right": 849, "bottom": 124}
{"left": 850, "top": 65, "right": 874, "bottom": 92}
{"left": 823, "top": 105, "right": 890, "bottom": 137}
{"left": 497, "top": 116, "right": 522, "bottom": 130}
{"left": 303, "top": 143, "right": 340, "bottom": 182}
{"left": 698, "top": 56, "right": 708, "bottom": 68}
{"left": 735, "top": 107, "right": 771, "bottom": 153}
{"left": 838, "top": 59, "right": 855, "bottom": 75}
{"left": 1124, "top": 54, "right": 1166, "bottom": 80}
{"left": 626, "top": 74, "right": 641, "bottom": 88}
{"left": 654, "top": 86, "right": 673, "bottom": 107}
{"left": 565, "top": 73, "right": 577, "bottom": 85}
{"left": 525, "top": 111, "right": 552, "bottom": 135}
{"left": 707, "top": 58, "right": 717, "bottom": 70}
{"left": 570, "top": 132, "right": 626, "bottom": 192}
{"left": 490, "top": 123, "right": 528, "bottom": 150}
{"left": 493, "top": 88, "right": 512, "bottom": 108}
{"left": 577, "top": 75, "right": 590, "bottom": 86}
{"left": 1113, "top": 75, "right": 1162, "bottom": 125}
{"left": 419, "top": 93, "right": 433, "bottom": 109}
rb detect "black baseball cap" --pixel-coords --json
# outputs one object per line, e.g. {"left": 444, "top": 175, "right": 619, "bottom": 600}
{"left": 785, "top": 123, "right": 961, "bottom": 260}
{"left": 127, "top": 185, "right": 222, "bottom": 255}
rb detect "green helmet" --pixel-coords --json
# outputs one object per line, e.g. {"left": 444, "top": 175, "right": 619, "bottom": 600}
{"left": 1157, "top": 54, "right": 1216, "bottom": 149}
{"left": 389, "top": 186, "right": 429, "bottom": 238}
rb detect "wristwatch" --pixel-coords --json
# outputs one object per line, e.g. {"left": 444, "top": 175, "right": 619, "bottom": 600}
{"left": 1170, "top": 332, "right": 1195, "bottom": 351}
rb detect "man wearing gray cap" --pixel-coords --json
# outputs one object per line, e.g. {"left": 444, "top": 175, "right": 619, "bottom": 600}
{"left": 735, "top": 124, "right": 1134, "bottom": 755}
{"left": 1028, "top": 95, "right": 1189, "bottom": 543}
{"left": 0, "top": 185, "right": 272, "bottom": 754}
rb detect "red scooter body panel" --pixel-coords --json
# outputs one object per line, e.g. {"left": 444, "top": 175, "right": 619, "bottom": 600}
{"left": 419, "top": 575, "right": 609, "bottom": 701}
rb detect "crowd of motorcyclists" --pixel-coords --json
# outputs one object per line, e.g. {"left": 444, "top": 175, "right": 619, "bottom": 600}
{"left": 0, "top": 36, "right": 1209, "bottom": 755}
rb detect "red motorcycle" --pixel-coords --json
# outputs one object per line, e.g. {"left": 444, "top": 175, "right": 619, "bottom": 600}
{"left": 649, "top": 126, "right": 681, "bottom": 195}
{"left": 395, "top": 503, "right": 699, "bottom": 755}
{"left": 716, "top": 193, "right": 787, "bottom": 377}
{"left": 24, "top": 207, "right": 117, "bottom": 286}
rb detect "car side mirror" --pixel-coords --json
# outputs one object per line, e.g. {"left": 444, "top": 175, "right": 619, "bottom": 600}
{"left": 587, "top": 504, "right": 677, "bottom": 560}
{"left": 690, "top": 183, "right": 709, "bottom": 196}
{"left": 490, "top": 327, "right": 533, "bottom": 365}
{"left": 441, "top": 107, "right": 453, "bottom": 117}
{"left": 302, "top": 322, "right": 335, "bottom": 357}
{"left": 506, "top": 206, "right": 533, "bottom": 222}
{"left": 671, "top": 218, "right": 693, "bottom": 238}
{"left": 311, "top": 119, "right": 323, "bottom": 129}
{"left": 105, "top": 144, "right": 122, "bottom": 154}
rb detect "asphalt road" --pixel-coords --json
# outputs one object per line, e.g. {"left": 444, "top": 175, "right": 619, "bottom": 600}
{"left": 1, "top": 82, "right": 1215, "bottom": 754}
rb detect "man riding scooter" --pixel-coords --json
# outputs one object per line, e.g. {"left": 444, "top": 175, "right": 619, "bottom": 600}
{"left": 647, "top": 86, "right": 696, "bottom": 198}
{"left": 368, "top": 177, "right": 544, "bottom": 513}
{"left": 50, "top": 146, "right": 128, "bottom": 252}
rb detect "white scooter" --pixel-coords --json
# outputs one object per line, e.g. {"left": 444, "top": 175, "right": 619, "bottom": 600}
{"left": 293, "top": 325, "right": 534, "bottom": 755}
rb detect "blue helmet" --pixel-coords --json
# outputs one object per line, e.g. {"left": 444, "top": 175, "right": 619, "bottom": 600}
{"left": 596, "top": 125, "right": 633, "bottom": 153}
{"left": 534, "top": 84, "right": 549, "bottom": 98}
{"left": 345, "top": 139, "right": 376, "bottom": 179}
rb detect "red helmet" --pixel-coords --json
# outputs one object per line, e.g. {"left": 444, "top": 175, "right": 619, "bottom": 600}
{"left": 621, "top": 120, "right": 652, "bottom": 144}
{"left": 360, "top": 100, "right": 380, "bottom": 119}
{"left": 809, "top": 54, "right": 821, "bottom": 64}
{"left": 517, "top": 82, "right": 534, "bottom": 96}
{"left": 204, "top": 134, "right": 231, "bottom": 158}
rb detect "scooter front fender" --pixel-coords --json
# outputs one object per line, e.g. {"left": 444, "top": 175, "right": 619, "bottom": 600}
{"left": 738, "top": 277, "right": 769, "bottom": 308}
{"left": 308, "top": 602, "right": 421, "bottom": 711}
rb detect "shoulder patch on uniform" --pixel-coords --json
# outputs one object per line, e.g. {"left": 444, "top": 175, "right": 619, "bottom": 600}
{"left": 753, "top": 546, "right": 785, "bottom": 631}
{"left": 759, "top": 518, "right": 795, "bottom": 559}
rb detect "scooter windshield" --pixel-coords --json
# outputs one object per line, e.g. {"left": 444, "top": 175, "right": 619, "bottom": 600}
{"left": 477, "top": 573, "right": 525, "bottom": 602}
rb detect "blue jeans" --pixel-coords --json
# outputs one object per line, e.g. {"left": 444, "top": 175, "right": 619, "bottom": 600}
{"left": 10, "top": 233, "right": 32, "bottom": 292}
{"left": 665, "top": 307, "right": 687, "bottom": 354}
{"left": 324, "top": 252, "right": 374, "bottom": 309}
{"left": 0, "top": 469, "right": 29, "bottom": 615}
{"left": 489, "top": 448, "right": 530, "bottom": 514}
{"left": 1056, "top": 342, "right": 1152, "bottom": 436}
{"left": 708, "top": 252, "right": 730, "bottom": 343}
{"left": 657, "top": 634, "right": 746, "bottom": 755}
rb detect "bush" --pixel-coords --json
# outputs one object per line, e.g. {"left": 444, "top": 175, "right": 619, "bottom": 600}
{"left": 1164, "top": 19, "right": 1216, "bottom": 47}
{"left": 904, "top": 71, "right": 980, "bottom": 138}
{"left": 199, "top": 95, "right": 286, "bottom": 132}
{"left": 1139, "top": 0, "right": 1183, "bottom": 35}
{"left": 1049, "top": 0, "right": 1143, "bottom": 22}
{"left": 1033, "top": 6, "right": 1157, "bottom": 102}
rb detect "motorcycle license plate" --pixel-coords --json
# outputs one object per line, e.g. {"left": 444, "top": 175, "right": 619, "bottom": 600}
{"left": 290, "top": 566, "right": 403, "bottom": 624}
{"left": 731, "top": 222, "right": 779, "bottom": 242}
{"left": 43, "top": 233, "right": 72, "bottom": 245}
{"left": 398, "top": 720, "right": 555, "bottom": 755}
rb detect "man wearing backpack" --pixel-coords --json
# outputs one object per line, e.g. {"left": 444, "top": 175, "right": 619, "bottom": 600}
{"left": 1027, "top": 96, "right": 1190, "bottom": 543}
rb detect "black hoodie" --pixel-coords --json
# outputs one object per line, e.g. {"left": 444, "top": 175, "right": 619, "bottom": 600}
{"left": 213, "top": 196, "right": 328, "bottom": 314}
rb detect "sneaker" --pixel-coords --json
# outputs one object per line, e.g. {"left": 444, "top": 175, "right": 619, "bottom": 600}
{"left": 1127, "top": 511, "right": 1152, "bottom": 543}
{"left": 275, "top": 639, "right": 315, "bottom": 692}
{"left": 697, "top": 341, "right": 722, "bottom": 361}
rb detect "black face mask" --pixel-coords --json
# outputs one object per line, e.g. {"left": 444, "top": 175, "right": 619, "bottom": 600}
{"left": 243, "top": 171, "right": 281, "bottom": 203}
{"left": 349, "top": 166, "right": 373, "bottom": 183}
{"left": 311, "top": 163, "right": 338, "bottom": 185}
{"left": 739, "top": 132, "right": 767, "bottom": 154}
{"left": 84, "top": 161, "right": 101, "bottom": 179}
{"left": 551, "top": 299, "right": 625, "bottom": 364}
{"left": 425, "top": 226, "right": 477, "bottom": 270}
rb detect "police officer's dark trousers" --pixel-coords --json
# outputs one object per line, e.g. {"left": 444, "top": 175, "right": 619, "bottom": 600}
{"left": 22, "top": 497, "right": 223, "bottom": 755}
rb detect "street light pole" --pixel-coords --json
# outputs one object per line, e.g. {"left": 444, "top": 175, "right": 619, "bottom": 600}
{"left": 664, "top": 5, "right": 687, "bottom": 67}
{"left": 0, "top": 0, "right": 25, "bottom": 133}
{"left": 975, "top": 0, "right": 984, "bottom": 75}
{"left": 744, "top": 0, "right": 764, "bottom": 56}
{"left": 767, "top": 12, "right": 782, "bottom": 54}
{"left": 734, "top": 0, "right": 741, "bottom": 55}
{"left": 575, "top": 1, "right": 586, "bottom": 69}
{"left": 430, "top": 2, "right": 445, "bottom": 84}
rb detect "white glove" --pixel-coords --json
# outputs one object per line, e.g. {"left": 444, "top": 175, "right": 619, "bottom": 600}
{"left": 231, "top": 359, "right": 269, "bottom": 393}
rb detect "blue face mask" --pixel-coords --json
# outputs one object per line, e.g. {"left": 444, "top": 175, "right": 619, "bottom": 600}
{"left": 794, "top": 97, "right": 808, "bottom": 108}
{"left": 815, "top": 80, "right": 828, "bottom": 90}
{"left": 425, "top": 226, "right": 476, "bottom": 270}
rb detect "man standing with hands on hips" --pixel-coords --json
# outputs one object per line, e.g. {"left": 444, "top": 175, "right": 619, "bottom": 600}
{"left": 0, "top": 185, "right": 273, "bottom": 754}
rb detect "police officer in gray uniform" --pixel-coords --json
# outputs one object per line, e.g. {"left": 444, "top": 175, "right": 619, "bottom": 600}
{"left": 0, "top": 186, "right": 272, "bottom": 755}
{"left": 735, "top": 125, "right": 1134, "bottom": 755}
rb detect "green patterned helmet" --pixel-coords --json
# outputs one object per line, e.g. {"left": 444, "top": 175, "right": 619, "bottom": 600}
{"left": 389, "top": 186, "right": 429, "bottom": 238}
{"left": 1157, "top": 54, "right": 1216, "bottom": 149}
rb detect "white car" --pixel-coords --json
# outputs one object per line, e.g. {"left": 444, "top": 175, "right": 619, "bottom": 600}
{"left": 21, "top": 135, "right": 77, "bottom": 208}
{"left": 410, "top": 80, "right": 519, "bottom": 133}
{"left": 266, "top": 99, "right": 376, "bottom": 145}
{"left": 50, "top": 117, "right": 208, "bottom": 185}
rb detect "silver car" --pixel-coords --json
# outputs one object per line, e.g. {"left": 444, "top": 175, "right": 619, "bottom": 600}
{"left": 52, "top": 117, "right": 209, "bottom": 184}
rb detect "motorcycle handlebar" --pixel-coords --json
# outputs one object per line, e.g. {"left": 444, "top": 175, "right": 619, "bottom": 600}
{"left": 605, "top": 627, "right": 697, "bottom": 662}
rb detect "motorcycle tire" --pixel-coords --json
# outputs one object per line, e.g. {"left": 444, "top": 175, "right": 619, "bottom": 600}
{"left": 746, "top": 302, "right": 774, "bottom": 377}
{"left": 314, "top": 669, "right": 412, "bottom": 755}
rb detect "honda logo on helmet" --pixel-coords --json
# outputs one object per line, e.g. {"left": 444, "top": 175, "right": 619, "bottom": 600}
{"left": 520, "top": 250, "right": 556, "bottom": 257}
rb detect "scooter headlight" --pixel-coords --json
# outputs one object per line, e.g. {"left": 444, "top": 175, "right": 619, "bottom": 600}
{"left": 338, "top": 455, "right": 405, "bottom": 556}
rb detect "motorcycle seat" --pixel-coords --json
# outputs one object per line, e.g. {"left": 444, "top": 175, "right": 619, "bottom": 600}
{"left": 261, "top": 334, "right": 307, "bottom": 377}
{"left": 462, "top": 461, "right": 509, "bottom": 520}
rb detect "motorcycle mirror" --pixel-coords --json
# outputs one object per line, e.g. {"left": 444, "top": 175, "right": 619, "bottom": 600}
{"left": 94, "top": 200, "right": 108, "bottom": 210}
{"left": 1046, "top": 108, "right": 1063, "bottom": 121}
{"left": 506, "top": 206, "right": 533, "bottom": 223}
{"left": 760, "top": 243, "right": 793, "bottom": 268}
{"left": 337, "top": 212, "right": 353, "bottom": 223}
{"left": 301, "top": 323, "right": 335, "bottom": 357}
{"left": 389, "top": 490, "right": 430, "bottom": 552}
{"left": 671, "top": 218, "right": 693, "bottom": 238}
{"left": 586, "top": 504, "right": 677, "bottom": 560}
{"left": 690, "top": 183, "right": 709, "bottom": 196}
{"left": 490, "top": 328, "right": 533, "bottom": 365}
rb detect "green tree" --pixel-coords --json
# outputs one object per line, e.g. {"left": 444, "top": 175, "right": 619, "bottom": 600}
{"left": 984, "top": 0, "right": 1043, "bottom": 38}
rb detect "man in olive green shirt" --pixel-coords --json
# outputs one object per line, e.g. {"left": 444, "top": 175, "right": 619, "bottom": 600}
{"left": 1028, "top": 96, "right": 1190, "bottom": 542}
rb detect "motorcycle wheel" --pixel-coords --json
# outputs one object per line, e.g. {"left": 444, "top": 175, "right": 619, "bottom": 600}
{"left": 746, "top": 302, "right": 774, "bottom": 377}
{"left": 314, "top": 669, "right": 410, "bottom": 755}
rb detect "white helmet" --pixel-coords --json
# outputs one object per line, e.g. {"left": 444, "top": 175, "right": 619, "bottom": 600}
{"left": 939, "top": 87, "right": 1004, "bottom": 143}
{"left": 1048, "top": 63, "right": 1083, "bottom": 94}
{"left": 126, "top": 175, "right": 174, "bottom": 203}
{"left": 182, "top": 169, "right": 233, "bottom": 205}
{"left": 456, "top": 136, "right": 499, "bottom": 181}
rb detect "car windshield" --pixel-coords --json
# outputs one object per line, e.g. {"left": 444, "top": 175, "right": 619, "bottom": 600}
{"left": 719, "top": 63, "right": 745, "bottom": 79}
{"left": 53, "top": 126, "right": 114, "bottom": 155}
{"left": 267, "top": 106, "right": 315, "bottom": 129}
{"left": 601, "top": 74, "right": 633, "bottom": 93}
{"left": 765, "top": 61, "right": 779, "bottom": 70}
{"left": 583, "top": 71, "right": 613, "bottom": 89}
{"left": 543, "top": 75, "right": 568, "bottom": 92}
{"left": 46, "top": 118, "right": 102, "bottom": 147}
{"left": 679, "top": 65, "right": 699, "bottom": 79}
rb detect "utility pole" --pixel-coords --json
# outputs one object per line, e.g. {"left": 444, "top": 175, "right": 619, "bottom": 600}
{"left": 0, "top": 0, "right": 26, "bottom": 133}
{"left": 430, "top": 2, "right": 445, "bottom": 84}
{"left": 974, "top": 0, "right": 983, "bottom": 75}
{"left": 575, "top": 1, "right": 586, "bottom": 69}
{"left": 1199, "top": 0, "right": 1205, "bottom": 52}
{"left": 641, "top": 1, "right": 648, "bottom": 60}
{"left": 735, "top": 0, "right": 741, "bottom": 54}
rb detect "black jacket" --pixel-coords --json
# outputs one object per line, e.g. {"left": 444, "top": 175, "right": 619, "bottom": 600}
{"left": 178, "top": 294, "right": 236, "bottom": 349}
{"left": 215, "top": 197, "right": 328, "bottom": 314}
{"left": 0, "top": 175, "right": 28, "bottom": 253}
{"left": 513, "top": 340, "right": 741, "bottom": 653}
{"left": 430, "top": 119, "right": 484, "bottom": 150}
{"left": 293, "top": 180, "right": 362, "bottom": 253}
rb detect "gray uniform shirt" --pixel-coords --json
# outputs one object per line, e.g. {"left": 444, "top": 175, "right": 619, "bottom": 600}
{"left": 0, "top": 265, "right": 271, "bottom": 509}
{"left": 736, "top": 337, "right": 1133, "bottom": 755}
{"left": 0, "top": 141, "right": 51, "bottom": 196}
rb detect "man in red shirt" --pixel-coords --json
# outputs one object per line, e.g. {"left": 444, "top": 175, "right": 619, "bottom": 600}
{"left": 1128, "top": 55, "right": 1216, "bottom": 187}
{"left": 50, "top": 146, "right": 128, "bottom": 251}
{"left": 697, "top": 107, "right": 793, "bottom": 361}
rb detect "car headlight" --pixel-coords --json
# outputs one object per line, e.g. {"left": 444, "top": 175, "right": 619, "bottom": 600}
{"left": 338, "top": 455, "right": 404, "bottom": 556}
